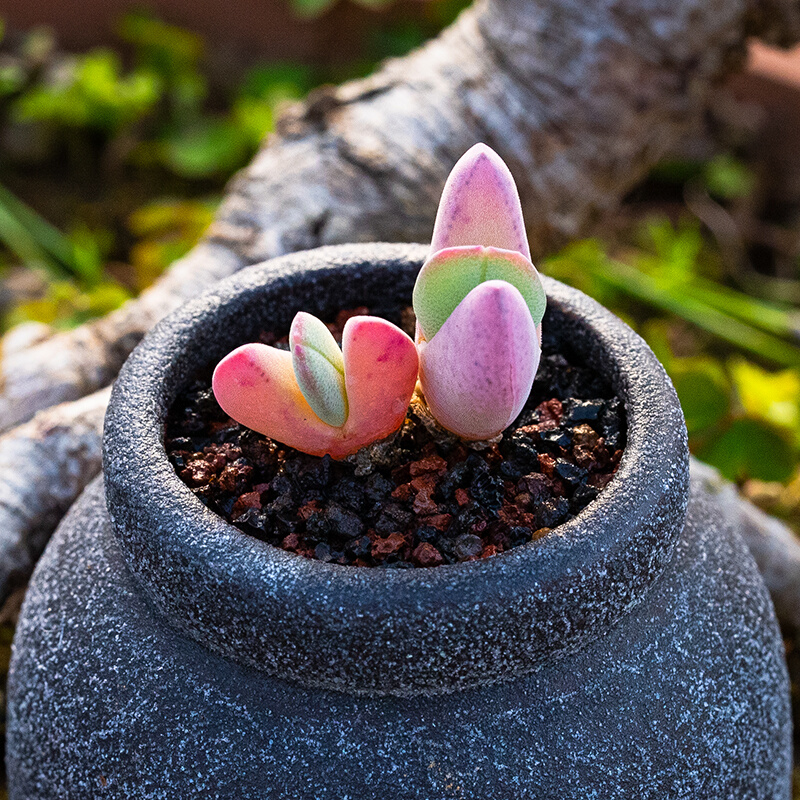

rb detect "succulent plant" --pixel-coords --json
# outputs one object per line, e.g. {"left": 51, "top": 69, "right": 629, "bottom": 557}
{"left": 213, "top": 142, "right": 544, "bottom": 457}
{"left": 413, "top": 143, "right": 546, "bottom": 440}
{"left": 212, "top": 312, "right": 418, "bottom": 459}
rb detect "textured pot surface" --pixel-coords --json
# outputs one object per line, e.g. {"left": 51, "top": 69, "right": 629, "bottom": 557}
{"left": 103, "top": 243, "right": 689, "bottom": 696}
{"left": 6, "top": 243, "right": 793, "bottom": 798}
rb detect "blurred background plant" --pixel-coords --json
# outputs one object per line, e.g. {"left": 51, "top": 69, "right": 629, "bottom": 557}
{"left": 0, "top": 1, "right": 800, "bottom": 794}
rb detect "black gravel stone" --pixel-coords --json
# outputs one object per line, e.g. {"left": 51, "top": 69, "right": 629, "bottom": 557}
{"left": 564, "top": 399, "right": 604, "bottom": 424}
{"left": 453, "top": 534, "right": 484, "bottom": 561}
{"left": 555, "top": 460, "right": 588, "bottom": 487}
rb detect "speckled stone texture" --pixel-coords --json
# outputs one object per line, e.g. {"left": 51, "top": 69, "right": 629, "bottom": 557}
{"left": 6, "top": 244, "right": 792, "bottom": 798}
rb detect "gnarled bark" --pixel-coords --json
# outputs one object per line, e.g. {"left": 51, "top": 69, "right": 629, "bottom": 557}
{"left": 1, "top": 0, "right": 800, "bottom": 602}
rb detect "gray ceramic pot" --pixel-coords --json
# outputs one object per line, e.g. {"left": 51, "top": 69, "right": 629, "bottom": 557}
{"left": 6, "top": 243, "right": 792, "bottom": 799}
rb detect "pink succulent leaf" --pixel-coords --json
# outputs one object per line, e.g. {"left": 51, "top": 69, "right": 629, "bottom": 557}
{"left": 430, "top": 143, "right": 530, "bottom": 260}
{"left": 212, "top": 344, "right": 338, "bottom": 457}
{"left": 341, "top": 316, "right": 419, "bottom": 448}
{"left": 419, "top": 280, "right": 540, "bottom": 440}
{"left": 213, "top": 316, "right": 419, "bottom": 459}
{"left": 413, "top": 245, "right": 546, "bottom": 341}
{"left": 290, "top": 312, "right": 348, "bottom": 428}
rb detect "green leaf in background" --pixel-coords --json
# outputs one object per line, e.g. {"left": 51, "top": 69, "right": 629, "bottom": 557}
{"left": 5, "top": 278, "right": 131, "bottom": 329}
{"left": 0, "top": 63, "right": 25, "bottom": 98}
{"left": 702, "top": 154, "right": 756, "bottom": 201}
{"left": 232, "top": 98, "right": 275, "bottom": 147}
{"left": 729, "top": 358, "right": 800, "bottom": 436}
{"left": 669, "top": 356, "right": 731, "bottom": 435}
{"left": 698, "top": 417, "right": 796, "bottom": 483}
{"left": 118, "top": 11, "right": 203, "bottom": 76}
{"left": 240, "top": 63, "right": 315, "bottom": 99}
{"left": 14, "top": 50, "right": 162, "bottom": 133}
{"left": 128, "top": 198, "right": 216, "bottom": 289}
{"left": 288, "top": 0, "right": 338, "bottom": 18}
{"left": 0, "top": 182, "right": 100, "bottom": 283}
{"left": 159, "top": 118, "right": 248, "bottom": 178}
{"left": 233, "top": 63, "right": 311, "bottom": 145}
{"left": 633, "top": 216, "right": 705, "bottom": 281}
{"left": 119, "top": 11, "right": 206, "bottom": 124}
{"left": 640, "top": 319, "right": 676, "bottom": 368}
{"left": 541, "top": 239, "right": 622, "bottom": 307}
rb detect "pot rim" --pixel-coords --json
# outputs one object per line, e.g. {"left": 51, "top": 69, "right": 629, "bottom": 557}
{"left": 103, "top": 242, "right": 689, "bottom": 696}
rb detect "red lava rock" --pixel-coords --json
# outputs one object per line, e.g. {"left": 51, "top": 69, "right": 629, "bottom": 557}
{"left": 481, "top": 544, "right": 498, "bottom": 558}
{"left": 538, "top": 453, "right": 556, "bottom": 478}
{"left": 281, "top": 533, "right": 301, "bottom": 550}
{"left": 455, "top": 488, "right": 471, "bottom": 506}
{"left": 297, "top": 500, "right": 323, "bottom": 521}
{"left": 391, "top": 483, "right": 414, "bottom": 501}
{"left": 371, "top": 533, "right": 406, "bottom": 560}
{"left": 514, "top": 492, "right": 532, "bottom": 509}
{"left": 412, "top": 542, "right": 444, "bottom": 567}
{"left": 391, "top": 463, "right": 412, "bottom": 485}
{"left": 413, "top": 493, "right": 438, "bottom": 516}
{"left": 516, "top": 423, "right": 543, "bottom": 440}
{"left": 573, "top": 444, "right": 595, "bottom": 470}
{"left": 589, "top": 472, "right": 615, "bottom": 489}
{"left": 422, "top": 514, "right": 453, "bottom": 531}
{"left": 411, "top": 473, "right": 439, "bottom": 515}
{"left": 180, "top": 460, "right": 216, "bottom": 487}
{"left": 498, "top": 504, "right": 535, "bottom": 529}
{"left": 410, "top": 474, "right": 437, "bottom": 492}
{"left": 231, "top": 491, "right": 263, "bottom": 519}
{"left": 536, "top": 398, "right": 563, "bottom": 428}
{"left": 484, "top": 444, "right": 503, "bottom": 466}
{"left": 409, "top": 454, "right": 448, "bottom": 476}
{"left": 202, "top": 452, "right": 228, "bottom": 472}
{"left": 217, "top": 462, "right": 253, "bottom": 492}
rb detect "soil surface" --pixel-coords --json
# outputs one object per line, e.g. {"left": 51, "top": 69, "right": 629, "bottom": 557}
{"left": 165, "top": 310, "right": 626, "bottom": 568}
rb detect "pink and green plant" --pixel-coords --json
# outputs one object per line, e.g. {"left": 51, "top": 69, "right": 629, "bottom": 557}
{"left": 212, "top": 312, "right": 419, "bottom": 459}
{"left": 212, "top": 143, "right": 546, "bottom": 457}
{"left": 414, "top": 143, "right": 546, "bottom": 439}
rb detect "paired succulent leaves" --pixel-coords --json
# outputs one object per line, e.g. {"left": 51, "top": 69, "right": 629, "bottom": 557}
{"left": 212, "top": 144, "right": 545, "bottom": 457}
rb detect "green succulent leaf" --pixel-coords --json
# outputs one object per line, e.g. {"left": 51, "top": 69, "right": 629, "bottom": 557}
{"left": 289, "top": 312, "right": 348, "bottom": 427}
{"left": 413, "top": 245, "right": 545, "bottom": 341}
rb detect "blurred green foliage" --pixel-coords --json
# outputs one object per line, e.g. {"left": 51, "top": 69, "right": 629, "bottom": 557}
{"left": 545, "top": 213, "right": 800, "bottom": 491}
{"left": 14, "top": 49, "right": 162, "bottom": 133}
{"left": 0, "top": 10, "right": 326, "bottom": 332}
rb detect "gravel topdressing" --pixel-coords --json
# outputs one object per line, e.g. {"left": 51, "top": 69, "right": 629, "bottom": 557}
{"left": 165, "top": 311, "right": 626, "bottom": 568}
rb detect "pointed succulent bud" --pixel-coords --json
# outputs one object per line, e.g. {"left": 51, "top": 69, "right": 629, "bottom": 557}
{"left": 213, "top": 314, "right": 418, "bottom": 459}
{"left": 415, "top": 143, "right": 546, "bottom": 440}
{"left": 430, "top": 143, "right": 530, "bottom": 259}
